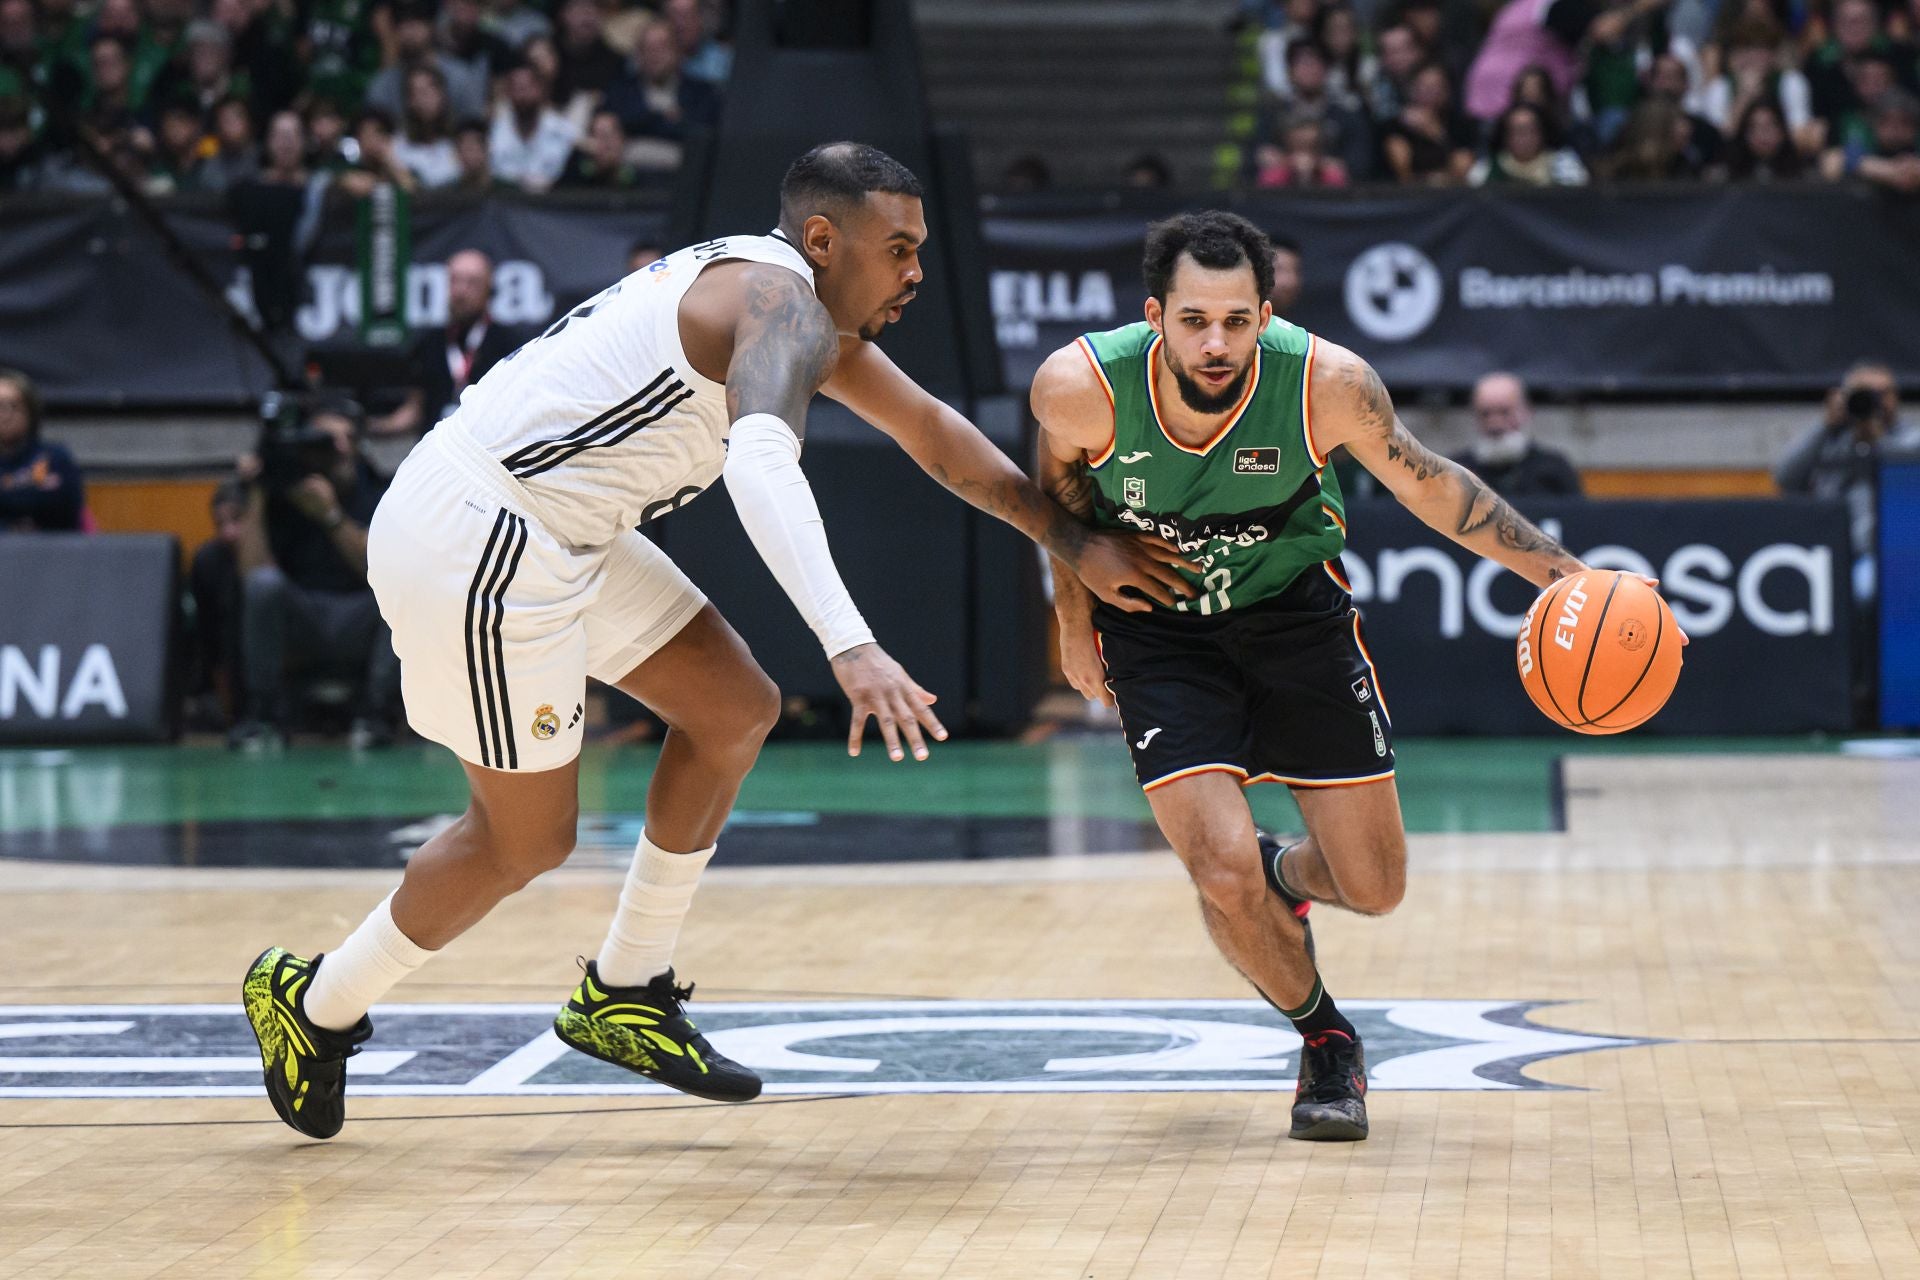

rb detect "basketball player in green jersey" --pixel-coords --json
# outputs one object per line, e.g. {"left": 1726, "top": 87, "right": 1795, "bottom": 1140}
{"left": 1033, "top": 211, "right": 1587, "bottom": 1141}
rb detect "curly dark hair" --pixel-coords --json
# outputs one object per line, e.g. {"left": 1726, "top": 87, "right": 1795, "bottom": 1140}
{"left": 1142, "top": 210, "right": 1275, "bottom": 304}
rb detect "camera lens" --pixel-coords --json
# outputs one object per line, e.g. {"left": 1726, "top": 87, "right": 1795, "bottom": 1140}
{"left": 1845, "top": 387, "right": 1881, "bottom": 421}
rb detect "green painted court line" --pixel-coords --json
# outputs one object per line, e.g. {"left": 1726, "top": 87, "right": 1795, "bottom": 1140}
{"left": 0, "top": 735, "right": 1845, "bottom": 839}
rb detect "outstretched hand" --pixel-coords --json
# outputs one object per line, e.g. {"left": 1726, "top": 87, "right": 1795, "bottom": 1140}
{"left": 830, "top": 642, "right": 949, "bottom": 762}
{"left": 1071, "top": 531, "right": 1201, "bottom": 613}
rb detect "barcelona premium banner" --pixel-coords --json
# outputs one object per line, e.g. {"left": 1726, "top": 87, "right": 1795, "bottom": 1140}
{"left": 983, "top": 187, "right": 1920, "bottom": 394}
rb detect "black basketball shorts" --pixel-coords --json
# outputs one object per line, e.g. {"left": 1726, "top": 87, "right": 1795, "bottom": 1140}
{"left": 1092, "top": 564, "right": 1395, "bottom": 793}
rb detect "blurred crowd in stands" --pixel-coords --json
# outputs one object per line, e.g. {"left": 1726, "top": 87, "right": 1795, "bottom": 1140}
{"left": 1002, "top": 0, "right": 1920, "bottom": 195}
{"left": 0, "top": 0, "right": 731, "bottom": 195}
{"left": 1228, "top": 0, "right": 1920, "bottom": 192}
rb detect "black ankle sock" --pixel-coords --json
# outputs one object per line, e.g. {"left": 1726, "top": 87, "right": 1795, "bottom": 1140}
{"left": 1280, "top": 978, "right": 1356, "bottom": 1043}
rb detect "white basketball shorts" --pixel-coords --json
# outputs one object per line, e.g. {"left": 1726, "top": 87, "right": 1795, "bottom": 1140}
{"left": 367, "top": 427, "right": 706, "bottom": 772}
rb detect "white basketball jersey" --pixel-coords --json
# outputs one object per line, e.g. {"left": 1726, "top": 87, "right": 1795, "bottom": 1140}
{"left": 438, "top": 231, "right": 816, "bottom": 549}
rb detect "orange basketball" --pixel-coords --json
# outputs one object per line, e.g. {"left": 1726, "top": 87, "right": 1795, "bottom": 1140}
{"left": 1516, "top": 569, "right": 1683, "bottom": 734}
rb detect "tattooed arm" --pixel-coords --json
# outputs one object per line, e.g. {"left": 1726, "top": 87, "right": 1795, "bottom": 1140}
{"left": 720, "top": 264, "right": 947, "bottom": 762}
{"left": 823, "top": 339, "right": 1195, "bottom": 612}
{"left": 1313, "top": 343, "right": 1585, "bottom": 588}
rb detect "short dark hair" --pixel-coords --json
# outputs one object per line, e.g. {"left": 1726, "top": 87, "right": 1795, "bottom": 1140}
{"left": 1142, "top": 210, "right": 1275, "bottom": 304}
{"left": 778, "top": 142, "right": 922, "bottom": 233}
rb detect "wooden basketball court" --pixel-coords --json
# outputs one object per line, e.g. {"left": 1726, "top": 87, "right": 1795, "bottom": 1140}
{"left": 1, "top": 743, "right": 1915, "bottom": 1277}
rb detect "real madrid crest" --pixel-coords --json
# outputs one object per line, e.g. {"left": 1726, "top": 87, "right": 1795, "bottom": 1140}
{"left": 531, "top": 703, "right": 560, "bottom": 740}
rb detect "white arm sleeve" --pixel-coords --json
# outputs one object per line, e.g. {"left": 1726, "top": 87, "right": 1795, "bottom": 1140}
{"left": 724, "top": 412, "right": 875, "bottom": 658}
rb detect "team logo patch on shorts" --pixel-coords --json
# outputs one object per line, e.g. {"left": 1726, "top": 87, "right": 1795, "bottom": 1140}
{"left": 1352, "top": 676, "right": 1372, "bottom": 703}
{"left": 1233, "top": 448, "right": 1280, "bottom": 475}
{"left": 531, "top": 704, "right": 560, "bottom": 740}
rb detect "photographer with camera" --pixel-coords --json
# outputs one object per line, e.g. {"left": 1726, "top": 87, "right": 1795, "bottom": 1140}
{"left": 230, "top": 392, "right": 401, "bottom": 751}
{"left": 1775, "top": 361, "right": 1917, "bottom": 724}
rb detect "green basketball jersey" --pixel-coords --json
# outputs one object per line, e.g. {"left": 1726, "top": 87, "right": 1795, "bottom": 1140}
{"left": 1076, "top": 318, "right": 1347, "bottom": 615}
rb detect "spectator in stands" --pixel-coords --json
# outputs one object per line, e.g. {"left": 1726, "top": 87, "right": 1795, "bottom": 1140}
{"left": 1400, "top": 0, "right": 1480, "bottom": 80}
{"left": 1252, "top": 112, "right": 1349, "bottom": 186}
{"left": 371, "top": 249, "right": 520, "bottom": 437}
{"left": 1697, "top": 17, "right": 1815, "bottom": 149}
{"left": 1471, "top": 102, "right": 1589, "bottom": 184}
{"left": 1601, "top": 96, "right": 1707, "bottom": 177}
{"left": 1719, "top": 96, "right": 1806, "bottom": 178}
{"left": 1313, "top": 5, "right": 1374, "bottom": 105}
{"left": 339, "top": 108, "right": 417, "bottom": 196}
{"left": 558, "top": 107, "right": 641, "bottom": 189}
{"left": 81, "top": 34, "right": 143, "bottom": 136}
{"left": 1382, "top": 61, "right": 1477, "bottom": 184}
{"left": 0, "top": 367, "right": 83, "bottom": 532}
{"left": 1369, "top": 21, "right": 1427, "bottom": 120}
{"left": 1268, "top": 235, "right": 1302, "bottom": 314}
{"left": 491, "top": 56, "right": 577, "bottom": 191}
{"left": 305, "top": 98, "right": 350, "bottom": 173}
{"left": 393, "top": 64, "right": 462, "bottom": 188}
{"left": 302, "top": 0, "right": 385, "bottom": 110}
{"left": 440, "top": 0, "right": 514, "bottom": 86}
{"left": 205, "top": 95, "right": 260, "bottom": 188}
{"left": 664, "top": 0, "right": 731, "bottom": 86}
{"left": 0, "top": 0, "right": 37, "bottom": 83}
{"left": 232, "top": 395, "right": 398, "bottom": 750}
{"left": 1124, "top": 152, "right": 1172, "bottom": 188}
{"left": 1807, "top": 0, "right": 1918, "bottom": 139}
{"left": 451, "top": 119, "right": 501, "bottom": 192}
{"left": 230, "top": 110, "right": 327, "bottom": 338}
{"left": 606, "top": 18, "right": 720, "bottom": 157}
{"left": 1645, "top": 50, "right": 1723, "bottom": 172}
{"left": 1466, "top": 0, "right": 1583, "bottom": 123}
{"left": 0, "top": 95, "right": 47, "bottom": 191}
{"left": 1459, "top": 372, "right": 1583, "bottom": 496}
{"left": 628, "top": 238, "right": 665, "bottom": 272}
{"left": 1824, "top": 87, "right": 1920, "bottom": 190}
{"left": 185, "top": 477, "right": 250, "bottom": 729}
{"left": 1775, "top": 361, "right": 1916, "bottom": 720}
{"left": 1581, "top": 0, "right": 1701, "bottom": 148}
{"left": 366, "top": 1, "right": 488, "bottom": 126}
{"left": 181, "top": 20, "right": 246, "bottom": 121}
{"left": 1820, "top": 50, "right": 1903, "bottom": 159}
{"left": 148, "top": 99, "right": 217, "bottom": 193}
{"left": 481, "top": 0, "right": 552, "bottom": 51}
{"left": 1266, "top": 39, "right": 1374, "bottom": 180}
{"left": 998, "top": 152, "right": 1051, "bottom": 193}
{"left": 554, "top": 0, "right": 624, "bottom": 103}
{"left": 1509, "top": 63, "right": 1591, "bottom": 154}
{"left": 1255, "top": 0, "right": 1324, "bottom": 98}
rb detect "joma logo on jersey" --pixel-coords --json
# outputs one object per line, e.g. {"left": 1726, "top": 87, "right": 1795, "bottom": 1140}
{"left": 1234, "top": 448, "right": 1280, "bottom": 475}
{"left": 1123, "top": 477, "right": 1147, "bottom": 509}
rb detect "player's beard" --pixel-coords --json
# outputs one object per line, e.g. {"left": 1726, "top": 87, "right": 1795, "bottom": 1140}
{"left": 1166, "top": 349, "right": 1253, "bottom": 414}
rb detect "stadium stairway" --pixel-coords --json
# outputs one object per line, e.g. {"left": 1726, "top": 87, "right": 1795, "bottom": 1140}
{"left": 913, "top": 0, "right": 1254, "bottom": 192}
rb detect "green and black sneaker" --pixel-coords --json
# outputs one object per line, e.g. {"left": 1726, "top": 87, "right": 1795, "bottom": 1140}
{"left": 242, "top": 948, "right": 373, "bottom": 1139}
{"left": 553, "top": 960, "right": 761, "bottom": 1102}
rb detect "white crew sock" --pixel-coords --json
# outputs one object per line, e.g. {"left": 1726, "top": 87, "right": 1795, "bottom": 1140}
{"left": 304, "top": 891, "right": 435, "bottom": 1031}
{"left": 595, "top": 834, "right": 715, "bottom": 987}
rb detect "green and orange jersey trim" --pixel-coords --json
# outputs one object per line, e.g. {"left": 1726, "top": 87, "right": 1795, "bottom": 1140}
{"left": 1075, "top": 335, "right": 1119, "bottom": 469}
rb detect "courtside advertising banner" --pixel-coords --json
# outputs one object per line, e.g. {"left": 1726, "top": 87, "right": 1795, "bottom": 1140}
{"left": 0, "top": 534, "right": 177, "bottom": 744}
{"left": 1338, "top": 497, "right": 1852, "bottom": 734}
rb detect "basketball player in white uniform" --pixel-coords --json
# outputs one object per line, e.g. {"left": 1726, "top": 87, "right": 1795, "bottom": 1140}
{"left": 241, "top": 143, "right": 1200, "bottom": 1138}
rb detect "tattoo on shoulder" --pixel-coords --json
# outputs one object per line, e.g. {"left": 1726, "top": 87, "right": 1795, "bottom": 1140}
{"left": 727, "top": 266, "right": 839, "bottom": 422}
